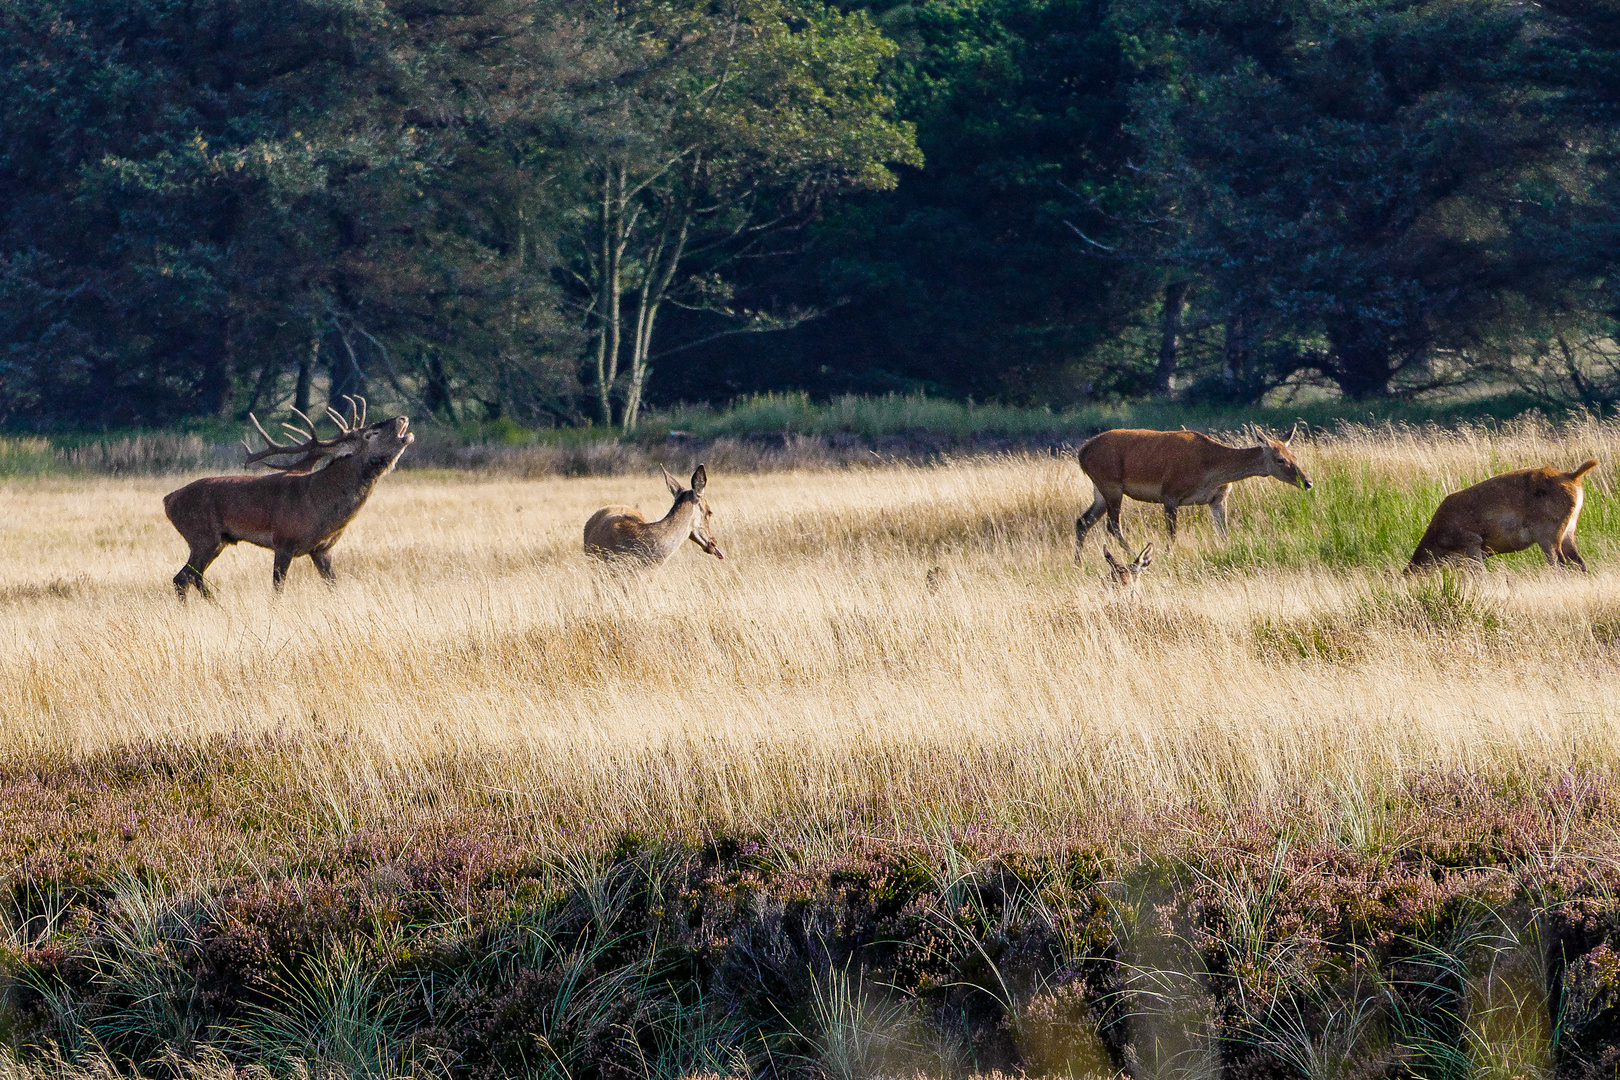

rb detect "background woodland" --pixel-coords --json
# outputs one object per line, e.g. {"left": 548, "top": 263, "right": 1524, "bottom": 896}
{"left": 5, "top": 0, "right": 1620, "bottom": 430}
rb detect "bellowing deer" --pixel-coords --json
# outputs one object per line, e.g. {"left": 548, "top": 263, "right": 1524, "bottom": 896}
{"left": 163, "top": 398, "right": 414, "bottom": 598}
{"left": 1075, "top": 426, "right": 1312, "bottom": 556}
{"left": 584, "top": 465, "right": 724, "bottom": 565}
{"left": 1104, "top": 544, "right": 1154, "bottom": 588}
{"left": 1407, "top": 460, "right": 1598, "bottom": 573}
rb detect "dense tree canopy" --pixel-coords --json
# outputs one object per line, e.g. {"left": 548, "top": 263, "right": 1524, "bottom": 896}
{"left": 2, "top": 0, "right": 1619, "bottom": 427}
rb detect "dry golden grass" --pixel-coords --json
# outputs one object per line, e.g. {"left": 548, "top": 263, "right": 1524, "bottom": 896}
{"left": 3, "top": 417, "right": 1620, "bottom": 856}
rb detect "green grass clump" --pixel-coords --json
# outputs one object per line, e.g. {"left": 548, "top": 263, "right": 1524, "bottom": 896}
{"left": 0, "top": 437, "right": 58, "bottom": 476}
{"left": 1208, "top": 466, "right": 1445, "bottom": 571}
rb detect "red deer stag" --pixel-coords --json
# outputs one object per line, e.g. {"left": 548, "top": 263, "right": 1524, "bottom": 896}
{"left": 1075, "top": 426, "right": 1312, "bottom": 557}
{"left": 163, "top": 397, "right": 414, "bottom": 598}
{"left": 584, "top": 465, "right": 724, "bottom": 565}
{"left": 1407, "top": 460, "right": 1598, "bottom": 573}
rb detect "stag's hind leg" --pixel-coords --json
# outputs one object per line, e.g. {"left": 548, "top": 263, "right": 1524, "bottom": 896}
{"left": 310, "top": 549, "right": 337, "bottom": 585}
{"left": 174, "top": 541, "right": 225, "bottom": 601}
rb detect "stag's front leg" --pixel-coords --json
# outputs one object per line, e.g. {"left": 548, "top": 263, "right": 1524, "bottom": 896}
{"left": 272, "top": 550, "right": 294, "bottom": 593}
{"left": 310, "top": 549, "right": 337, "bottom": 585}
{"left": 1162, "top": 500, "right": 1180, "bottom": 543}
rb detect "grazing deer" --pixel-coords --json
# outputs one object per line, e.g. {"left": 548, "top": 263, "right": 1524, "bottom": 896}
{"left": 1075, "top": 425, "right": 1312, "bottom": 557}
{"left": 584, "top": 465, "right": 724, "bottom": 565}
{"left": 163, "top": 398, "right": 414, "bottom": 599}
{"left": 1104, "top": 544, "right": 1154, "bottom": 588}
{"left": 1407, "top": 460, "right": 1599, "bottom": 573}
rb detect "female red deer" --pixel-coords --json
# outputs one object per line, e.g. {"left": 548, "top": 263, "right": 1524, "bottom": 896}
{"left": 1075, "top": 426, "right": 1312, "bottom": 556}
{"left": 584, "top": 465, "right": 724, "bottom": 565}
{"left": 163, "top": 398, "right": 414, "bottom": 598}
{"left": 1407, "top": 460, "right": 1598, "bottom": 572}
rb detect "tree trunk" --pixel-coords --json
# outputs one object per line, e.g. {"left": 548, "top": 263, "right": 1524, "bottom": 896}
{"left": 622, "top": 164, "right": 699, "bottom": 433}
{"left": 295, "top": 325, "right": 317, "bottom": 416}
{"left": 207, "top": 315, "right": 236, "bottom": 418}
{"left": 329, "top": 322, "right": 368, "bottom": 403}
{"left": 1153, "top": 280, "right": 1190, "bottom": 396}
{"left": 1221, "top": 313, "right": 1249, "bottom": 385}
{"left": 594, "top": 169, "right": 625, "bottom": 428}
{"left": 1326, "top": 323, "right": 1395, "bottom": 399}
{"left": 246, "top": 355, "right": 280, "bottom": 415}
{"left": 424, "top": 347, "right": 457, "bottom": 423}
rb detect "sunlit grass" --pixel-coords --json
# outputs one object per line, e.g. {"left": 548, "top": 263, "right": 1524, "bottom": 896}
{"left": 0, "top": 416, "right": 1618, "bottom": 872}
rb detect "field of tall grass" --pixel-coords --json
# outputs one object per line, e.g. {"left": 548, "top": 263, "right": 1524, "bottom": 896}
{"left": 2, "top": 415, "right": 1620, "bottom": 1079}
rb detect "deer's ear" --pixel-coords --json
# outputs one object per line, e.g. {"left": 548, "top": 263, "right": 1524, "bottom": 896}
{"left": 1104, "top": 548, "right": 1123, "bottom": 570}
{"left": 1137, "top": 543, "right": 1154, "bottom": 566}
{"left": 1285, "top": 421, "right": 1300, "bottom": 446}
{"left": 690, "top": 464, "right": 708, "bottom": 495}
{"left": 662, "top": 465, "right": 683, "bottom": 496}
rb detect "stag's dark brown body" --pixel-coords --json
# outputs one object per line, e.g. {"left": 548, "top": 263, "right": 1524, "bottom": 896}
{"left": 164, "top": 413, "right": 413, "bottom": 598}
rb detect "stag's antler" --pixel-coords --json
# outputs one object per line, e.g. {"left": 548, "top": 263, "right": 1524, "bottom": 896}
{"left": 323, "top": 395, "right": 367, "bottom": 434}
{"left": 242, "top": 407, "right": 356, "bottom": 472}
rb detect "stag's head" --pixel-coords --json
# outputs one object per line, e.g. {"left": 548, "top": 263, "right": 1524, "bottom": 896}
{"left": 663, "top": 463, "right": 724, "bottom": 560}
{"left": 1258, "top": 423, "right": 1313, "bottom": 490}
{"left": 352, "top": 414, "right": 415, "bottom": 483}
{"left": 1104, "top": 543, "right": 1153, "bottom": 589}
{"left": 244, "top": 397, "right": 413, "bottom": 478}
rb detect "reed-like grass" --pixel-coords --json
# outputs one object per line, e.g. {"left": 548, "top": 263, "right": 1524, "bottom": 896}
{"left": 646, "top": 390, "right": 1548, "bottom": 441}
{"left": 1, "top": 416, "right": 1618, "bottom": 876}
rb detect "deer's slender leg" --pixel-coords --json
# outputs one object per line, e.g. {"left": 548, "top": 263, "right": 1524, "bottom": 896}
{"left": 175, "top": 541, "right": 225, "bottom": 601}
{"left": 310, "top": 549, "right": 337, "bottom": 584}
{"left": 1163, "top": 500, "right": 1180, "bottom": 543}
{"left": 272, "top": 550, "right": 295, "bottom": 593}
{"left": 1104, "top": 493, "right": 1127, "bottom": 544}
{"left": 1561, "top": 535, "right": 1587, "bottom": 571}
{"left": 1075, "top": 488, "right": 1108, "bottom": 561}
{"left": 1210, "top": 488, "right": 1229, "bottom": 537}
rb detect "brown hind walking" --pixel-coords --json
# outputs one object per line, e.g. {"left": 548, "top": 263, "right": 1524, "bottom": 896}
{"left": 1075, "top": 425, "right": 1312, "bottom": 558}
{"left": 584, "top": 465, "right": 724, "bottom": 565}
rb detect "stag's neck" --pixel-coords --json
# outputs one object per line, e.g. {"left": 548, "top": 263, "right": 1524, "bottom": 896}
{"left": 1211, "top": 444, "right": 1269, "bottom": 484}
{"left": 643, "top": 499, "right": 699, "bottom": 562}
{"left": 306, "top": 454, "right": 389, "bottom": 527}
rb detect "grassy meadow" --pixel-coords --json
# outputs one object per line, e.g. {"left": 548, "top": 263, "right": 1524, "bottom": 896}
{"left": 2, "top": 415, "right": 1620, "bottom": 1078}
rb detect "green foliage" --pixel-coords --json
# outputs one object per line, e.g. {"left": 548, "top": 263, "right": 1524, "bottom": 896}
{"left": 1115, "top": 0, "right": 1569, "bottom": 401}
{"left": 3, "top": 0, "right": 1620, "bottom": 425}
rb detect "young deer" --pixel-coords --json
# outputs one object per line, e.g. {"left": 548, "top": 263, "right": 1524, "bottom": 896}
{"left": 584, "top": 465, "right": 724, "bottom": 565}
{"left": 1103, "top": 544, "right": 1154, "bottom": 589}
